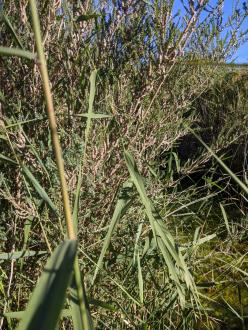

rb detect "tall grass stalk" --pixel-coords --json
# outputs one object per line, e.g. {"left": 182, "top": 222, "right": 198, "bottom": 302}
{"left": 29, "top": 0, "right": 75, "bottom": 240}
{"left": 29, "top": 0, "right": 93, "bottom": 328}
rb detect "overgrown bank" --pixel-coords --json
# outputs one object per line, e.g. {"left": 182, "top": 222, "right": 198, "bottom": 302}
{"left": 1, "top": 1, "right": 248, "bottom": 329}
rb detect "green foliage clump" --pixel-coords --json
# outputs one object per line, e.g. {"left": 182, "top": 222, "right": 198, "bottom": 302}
{"left": 0, "top": 1, "right": 248, "bottom": 329}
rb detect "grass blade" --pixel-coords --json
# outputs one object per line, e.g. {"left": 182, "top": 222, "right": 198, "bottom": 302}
{"left": 22, "top": 165, "right": 57, "bottom": 213}
{"left": 137, "top": 252, "right": 144, "bottom": 304}
{"left": 76, "top": 113, "right": 112, "bottom": 119}
{"left": 188, "top": 127, "right": 248, "bottom": 196}
{"left": 2, "top": 14, "right": 24, "bottom": 49}
{"left": 17, "top": 240, "right": 77, "bottom": 330}
{"left": 84, "top": 69, "right": 97, "bottom": 150}
{"left": 0, "top": 46, "right": 35, "bottom": 60}
{"left": 4, "top": 310, "right": 72, "bottom": 320}
{"left": 92, "top": 180, "right": 133, "bottom": 283}
{"left": 0, "top": 154, "right": 17, "bottom": 165}
{"left": 20, "top": 128, "right": 51, "bottom": 185}
{"left": 69, "top": 285, "right": 84, "bottom": 330}
{"left": 124, "top": 150, "right": 157, "bottom": 240}
{"left": 124, "top": 150, "right": 197, "bottom": 307}
{"left": 72, "top": 167, "right": 82, "bottom": 233}
{"left": 73, "top": 258, "right": 94, "bottom": 329}
{"left": 220, "top": 203, "right": 232, "bottom": 237}
{"left": 133, "top": 222, "right": 143, "bottom": 266}
{"left": 72, "top": 69, "right": 98, "bottom": 232}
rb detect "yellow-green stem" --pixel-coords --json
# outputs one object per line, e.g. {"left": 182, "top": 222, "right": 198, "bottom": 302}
{"left": 29, "top": 0, "right": 75, "bottom": 240}
{"left": 29, "top": 1, "right": 94, "bottom": 327}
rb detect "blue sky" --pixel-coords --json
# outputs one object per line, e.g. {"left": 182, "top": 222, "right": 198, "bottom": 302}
{"left": 174, "top": 0, "right": 248, "bottom": 63}
{"left": 94, "top": 0, "right": 247, "bottom": 62}
{"left": 223, "top": 0, "right": 248, "bottom": 62}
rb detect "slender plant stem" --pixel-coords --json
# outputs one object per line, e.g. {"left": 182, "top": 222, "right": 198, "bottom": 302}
{"left": 29, "top": 1, "right": 94, "bottom": 328}
{"left": 29, "top": 0, "right": 75, "bottom": 240}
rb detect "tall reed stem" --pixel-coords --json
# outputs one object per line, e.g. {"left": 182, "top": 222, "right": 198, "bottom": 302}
{"left": 29, "top": 0, "right": 75, "bottom": 240}
{"left": 29, "top": 1, "right": 93, "bottom": 328}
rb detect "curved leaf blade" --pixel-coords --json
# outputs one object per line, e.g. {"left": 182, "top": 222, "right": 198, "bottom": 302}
{"left": 22, "top": 165, "right": 57, "bottom": 213}
{"left": 0, "top": 47, "right": 35, "bottom": 60}
{"left": 92, "top": 181, "right": 133, "bottom": 283}
{"left": 18, "top": 240, "right": 77, "bottom": 330}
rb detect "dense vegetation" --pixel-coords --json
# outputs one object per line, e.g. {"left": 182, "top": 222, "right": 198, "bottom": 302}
{"left": 0, "top": 0, "right": 248, "bottom": 329}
